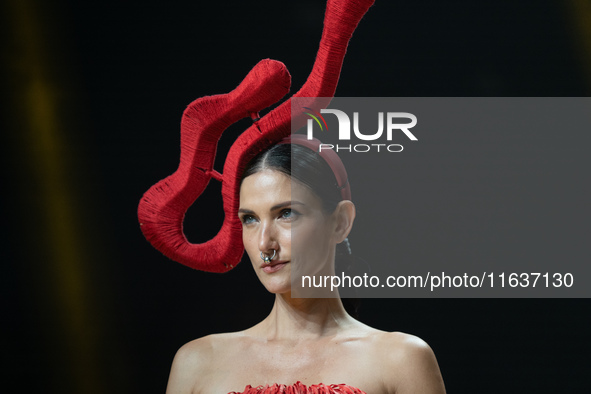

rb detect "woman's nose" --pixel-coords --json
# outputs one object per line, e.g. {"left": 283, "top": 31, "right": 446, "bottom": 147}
{"left": 258, "top": 221, "right": 278, "bottom": 253}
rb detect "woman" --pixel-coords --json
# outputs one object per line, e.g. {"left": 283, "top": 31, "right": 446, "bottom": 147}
{"left": 165, "top": 142, "right": 446, "bottom": 394}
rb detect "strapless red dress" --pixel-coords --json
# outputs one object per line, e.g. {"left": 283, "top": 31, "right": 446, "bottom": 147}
{"left": 229, "top": 381, "right": 366, "bottom": 394}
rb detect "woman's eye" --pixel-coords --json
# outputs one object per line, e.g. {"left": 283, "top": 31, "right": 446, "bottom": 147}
{"left": 241, "top": 215, "right": 256, "bottom": 225}
{"left": 280, "top": 209, "right": 298, "bottom": 220}
{"left": 281, "top": 209, "right": 292, "bottom": 219}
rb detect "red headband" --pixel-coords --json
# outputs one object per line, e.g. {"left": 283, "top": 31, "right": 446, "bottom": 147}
{"left": 138, "top": 0, "right": 374, "bottom": 272}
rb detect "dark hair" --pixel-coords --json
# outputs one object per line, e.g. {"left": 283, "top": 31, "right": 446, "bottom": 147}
{"left": 241, "top": 143, "right": 342, "bottom": 214}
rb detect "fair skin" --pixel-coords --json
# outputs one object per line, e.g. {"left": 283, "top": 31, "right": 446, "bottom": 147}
{"left": 166, "top": 169, "right": 446, "bottom": 394}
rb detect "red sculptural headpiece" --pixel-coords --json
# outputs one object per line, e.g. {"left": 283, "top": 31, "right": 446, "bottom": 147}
{"left": 138, "top": 0, "right": 375, "bottom": 272}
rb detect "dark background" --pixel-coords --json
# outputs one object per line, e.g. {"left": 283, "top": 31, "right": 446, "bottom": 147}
{"left": 2, "top": 0, "right": 590, "bottom": 393}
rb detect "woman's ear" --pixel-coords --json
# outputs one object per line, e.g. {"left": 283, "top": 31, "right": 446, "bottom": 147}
{"left": 332, "top": 200, "right": 356, "bottom": 243}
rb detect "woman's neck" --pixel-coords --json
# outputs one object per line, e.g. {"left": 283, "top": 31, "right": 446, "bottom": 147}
{"left": 257, "top": 294, "right": 354, "bottom": 340}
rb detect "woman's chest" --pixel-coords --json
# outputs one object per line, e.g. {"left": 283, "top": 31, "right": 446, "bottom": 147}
{"left": 200, "top": 340, "right": 386, "bottom": 394}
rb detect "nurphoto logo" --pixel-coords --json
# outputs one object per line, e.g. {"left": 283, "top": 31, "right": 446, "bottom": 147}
{"left": 305, "top": 108, "right": 418, "bottom": 153}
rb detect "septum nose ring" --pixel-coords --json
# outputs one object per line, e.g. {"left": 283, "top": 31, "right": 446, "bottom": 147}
{"left": 260, "top": 250, "right": 276, "bottom": 264}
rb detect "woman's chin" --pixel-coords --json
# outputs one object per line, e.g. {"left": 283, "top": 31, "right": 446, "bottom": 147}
{"left": 260, "top": 273, "right": 293, "bottom": 295}
{"left": 262, "top": 277, "right": 292, "bottom": 295}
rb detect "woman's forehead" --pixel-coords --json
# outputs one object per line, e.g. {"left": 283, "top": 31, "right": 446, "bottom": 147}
{"left": 239, "top": 169, "right": 320, "bottom": 208}
{"left": 241, "top": 169, "right": 290, "bottom": 191}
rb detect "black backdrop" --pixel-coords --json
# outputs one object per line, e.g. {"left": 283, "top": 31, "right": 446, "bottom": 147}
{"left": 2, "top": 1, "right": 589, "bottom": 393}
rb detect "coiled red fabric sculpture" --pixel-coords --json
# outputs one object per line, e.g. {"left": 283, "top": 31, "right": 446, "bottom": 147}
{"left": 138, "top": 0, "right": 374, "bottom": 272}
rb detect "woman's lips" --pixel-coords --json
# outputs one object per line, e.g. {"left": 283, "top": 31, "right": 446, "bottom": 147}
{"left": 262, "top": 261, "right": 289, "bottom": 273}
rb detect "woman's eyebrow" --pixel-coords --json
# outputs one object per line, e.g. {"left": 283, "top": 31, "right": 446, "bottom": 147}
{"left": 270, "top": 201, "right": 304, "bottom": 211}
{"left": 239, "top": 201, "right": 305, "bottom": 214}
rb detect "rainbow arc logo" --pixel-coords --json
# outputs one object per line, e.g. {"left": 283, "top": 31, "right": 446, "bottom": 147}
{"left": 303, "top": 107, "right": 329, "bottom": 132}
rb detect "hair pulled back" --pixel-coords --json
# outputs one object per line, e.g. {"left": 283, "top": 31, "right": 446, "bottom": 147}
{"left": 241, "top": 143, "right": 343, "bottom": 214}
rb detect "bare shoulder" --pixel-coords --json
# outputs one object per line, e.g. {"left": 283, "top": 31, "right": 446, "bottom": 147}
{"left": 371, "top": 331, "right": 446, "bottom": 394}
{"left": 166, "top": 332, "right": 244, "bottom": 394}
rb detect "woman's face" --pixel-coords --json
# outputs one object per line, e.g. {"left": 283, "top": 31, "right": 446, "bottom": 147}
{"left": 239, "top": 169, "right": 337, "bottom": 294}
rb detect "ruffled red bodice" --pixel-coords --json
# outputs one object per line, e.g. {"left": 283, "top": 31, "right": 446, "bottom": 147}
{"left": 229, "top": 381, "right": 366, "bottom": 394}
